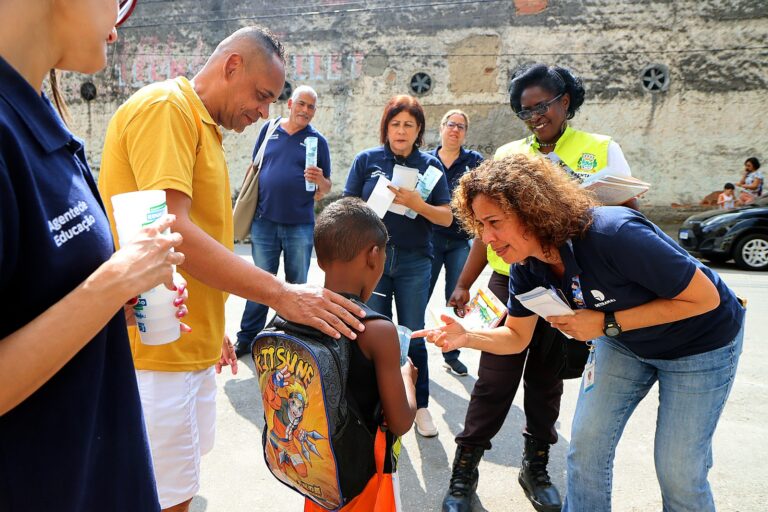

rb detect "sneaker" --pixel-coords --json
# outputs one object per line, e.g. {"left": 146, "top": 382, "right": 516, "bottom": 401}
{"left": 234, "top": 340, "right": 252, "bottom": 359}
{"left": 442, "top": 359, "right": 468, "bottom": 376}
{"left": 414, "top": 408, "right": 439, "bottom": 437}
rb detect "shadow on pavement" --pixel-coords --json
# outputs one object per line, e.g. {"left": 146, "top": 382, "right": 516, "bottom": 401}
{"left": 223, "top": 356, "right": 265, "bottom": 429}
{"left": 429, "top": 374, "right": 570, "bottom": 502}
{"left": 222, "top": 351, "right": 570, "bottom": 508}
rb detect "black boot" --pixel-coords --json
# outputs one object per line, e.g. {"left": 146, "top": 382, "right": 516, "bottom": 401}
{"left": 518, "top": 435, "right": 562, "bottom": 512}
{"left": 442, "top": 444, "right": 484, "bottom": 512}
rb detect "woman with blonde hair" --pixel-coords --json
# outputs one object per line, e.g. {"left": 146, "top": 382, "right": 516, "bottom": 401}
{"left": 418, "top": 153, "right": 745, "bottom": 512}
{"left": 427, "top": 109, "right": 484, "bottom": 377}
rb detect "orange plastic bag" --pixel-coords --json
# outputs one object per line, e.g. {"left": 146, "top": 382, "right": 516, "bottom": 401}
{"left": 304, "top": 427, "right": 398, "bottom": 512}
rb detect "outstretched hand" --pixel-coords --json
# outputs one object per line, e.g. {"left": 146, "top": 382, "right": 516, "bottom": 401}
{"left": 412, "top": 314, "right": 468, "bottom": 353}
{"left": 273, "top": 283, "right": 366, "bottom": 339}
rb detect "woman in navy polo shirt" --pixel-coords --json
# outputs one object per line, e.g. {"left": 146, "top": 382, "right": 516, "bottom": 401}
{"left": 417, "top": 154, "right": 745, "bottom": 511}
{"left": 344, "top": 95, "right": 452, "bottom": 437}
{"left": 0, "top": 1, "right": 185, "bottom": 510}
{"left": 428, "top": 109, "right": 484, "bottom": 377}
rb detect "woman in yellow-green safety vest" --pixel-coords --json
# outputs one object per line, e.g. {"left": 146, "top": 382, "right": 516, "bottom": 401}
{"left": 441, "top": 63, "right": 637, "bottom": 512}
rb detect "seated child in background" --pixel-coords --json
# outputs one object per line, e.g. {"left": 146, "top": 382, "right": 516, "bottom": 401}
{"left": 307, "top": 197, "right": 418, "bottom": 512}
{"left": 718, "top": 182, "right": 736, "bottom": 209}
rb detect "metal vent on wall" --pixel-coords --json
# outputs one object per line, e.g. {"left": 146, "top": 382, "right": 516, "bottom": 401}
{"left": 80, "top": 82, "right": 97, "bottom": 102}
{"left": 409, "top": 72, "right": 432, "bottom": 95}
{"left": 640, "top": 64, "right": 670, "bottom": 92}
{"left": 279, "top": 81, "right": 293, "bottom": 101}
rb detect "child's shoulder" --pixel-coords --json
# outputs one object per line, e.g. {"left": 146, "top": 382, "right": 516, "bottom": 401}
{"left": 356, "top": 315, "right": 399, "bottom": 361}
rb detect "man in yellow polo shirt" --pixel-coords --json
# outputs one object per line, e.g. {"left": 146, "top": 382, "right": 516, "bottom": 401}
{"left": 98, "top": 27, "right": 365, "bottom": 512}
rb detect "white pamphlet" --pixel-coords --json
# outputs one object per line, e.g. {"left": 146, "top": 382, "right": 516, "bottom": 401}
{"left": 514, "top": 286, "right": 575, "bottom": 338}
{"left": 515, "top": 286, "right": 574, "bottom": 318}
{"left": 366, "top": 175, "right": 396, "bottom": 218}
{"left": 405, "top": 165, "right": 444, "bottom": 219}
{"left": 388, "top": 165, "right": 419, "bottom": 215}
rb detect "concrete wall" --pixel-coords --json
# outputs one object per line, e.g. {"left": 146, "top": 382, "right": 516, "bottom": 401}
{"left": 60, "top": 0, "right": 768, "bottom": 208}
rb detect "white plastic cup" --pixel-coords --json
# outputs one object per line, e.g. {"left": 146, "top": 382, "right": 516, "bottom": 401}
{"left": 111, "top": 190, "right": 168, "bottom": 241}
{"left": 396, "top": 325, "right": 412, "bottom": 366}
{"left": 111, "top": 190, "right": 180, "bottom": 345}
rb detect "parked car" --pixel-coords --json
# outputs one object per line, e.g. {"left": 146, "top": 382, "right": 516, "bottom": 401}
{"left": 678, "top": 195, "right": 768, "bottom": 270}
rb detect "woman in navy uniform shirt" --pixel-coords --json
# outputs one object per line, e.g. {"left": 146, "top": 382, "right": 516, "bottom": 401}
{"left": 416, "top": 154, "right": 745, "bottom": 512}
{"left": 344, "top": 95, "right": 452, "bottom": 437}
{"left": 428, "top": 109, "right": 484, "bottom": 377}
{"left": 0, "top": 1, "right": 186, "bottom": 510}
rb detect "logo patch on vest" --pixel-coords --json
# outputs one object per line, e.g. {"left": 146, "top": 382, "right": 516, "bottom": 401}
{"left": 577, "top": 153, "right": 597, "bottom": 171}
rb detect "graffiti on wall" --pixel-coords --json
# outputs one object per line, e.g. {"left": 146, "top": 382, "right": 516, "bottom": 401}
{"left": 114, "top": 36, "right": 209, "bottom": 89}
{"left": 114, "top": 36, "right": 365, "bottom": 90}
{"left": 290, "top": 53, "right": 365, "bottom": 81}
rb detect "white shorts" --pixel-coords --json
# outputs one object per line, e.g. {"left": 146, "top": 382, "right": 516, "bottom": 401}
{"left": 136, "top": 367, "right": 216, "bottom": 509}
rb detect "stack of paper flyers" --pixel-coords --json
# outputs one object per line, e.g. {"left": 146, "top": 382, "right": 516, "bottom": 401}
{"left": 581, "top": 175, "right": 651, "bottom": 206}
{"left": 514, "top": 286, "right": 574, "bottom": 338}
{"left": 387, "top": 165, "right": 419, "bottom": 215}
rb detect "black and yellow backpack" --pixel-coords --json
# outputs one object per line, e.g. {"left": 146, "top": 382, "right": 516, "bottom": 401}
{"left": 251, "top": 299, "right": 389, "bottom": 511}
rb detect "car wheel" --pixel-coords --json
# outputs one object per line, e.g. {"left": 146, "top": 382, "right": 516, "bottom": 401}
{"left": 734, "top": 234, "right": 768, "bottom": 270}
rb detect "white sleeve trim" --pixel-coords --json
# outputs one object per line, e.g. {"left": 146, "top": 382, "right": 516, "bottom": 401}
{"left": 603, "top": 141, "right": 632, "bottom": 177}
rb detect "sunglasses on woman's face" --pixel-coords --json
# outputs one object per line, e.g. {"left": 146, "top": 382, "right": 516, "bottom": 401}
{"left": 116, "top": 0, "right": 138, "bottom": 27}
{"left": 515, "top": 93, "right": 563, "bottom": 121}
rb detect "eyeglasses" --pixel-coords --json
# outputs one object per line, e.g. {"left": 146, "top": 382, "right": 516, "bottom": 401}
{"left": 515, "top": 94, "right": 563, "bottom": 121}
{"left": 444, "top": 121, "right": 467, "bottom": 132}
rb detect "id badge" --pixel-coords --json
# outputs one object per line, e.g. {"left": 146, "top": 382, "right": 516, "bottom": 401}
{"left": 583, "top": 348, "right": 596, "bottom": 392}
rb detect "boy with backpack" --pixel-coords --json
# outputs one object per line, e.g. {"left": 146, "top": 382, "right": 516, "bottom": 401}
{"left": 252, "top": 197, "right": 417, "bottom": 511}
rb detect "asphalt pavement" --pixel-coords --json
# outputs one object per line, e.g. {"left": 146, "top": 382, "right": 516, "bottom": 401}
{"left": 191, "top": 245, "right": 768, "bottom": 512}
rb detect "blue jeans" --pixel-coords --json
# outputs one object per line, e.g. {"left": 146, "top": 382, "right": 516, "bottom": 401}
{"left": 428, "top": 233, "right": 471, "bottom": 363}
{"left": 367, "top": 245, "right": 431, "bottom": 408}
{"left": 563, "top": 325, "right": 744, "bottom": 512}
{"left": 237, "top": 217, "right": 314, "bottom": 347}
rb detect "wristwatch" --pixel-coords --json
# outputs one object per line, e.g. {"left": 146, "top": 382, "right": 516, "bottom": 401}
{"left": 603, "top": 312, "right": 622, "bottom": 337}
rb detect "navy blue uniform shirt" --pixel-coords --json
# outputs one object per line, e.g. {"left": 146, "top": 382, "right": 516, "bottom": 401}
{"left": 507, "top": 207, "right": 744, "bottom": 359}
{"left": 429, "top": 145, "right": 483, "bottom": 240}
{"left": 254, "top": 120, "right": 331, "bottom": 224}
{"left": 344, "top": 145, "right": 451, "bottom": 256}
{"left": 0, "top": 56, "right": 159, "bottom": 511}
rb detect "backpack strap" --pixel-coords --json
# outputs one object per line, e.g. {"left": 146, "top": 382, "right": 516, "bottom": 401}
{"left": 339, "top": 294, "right": 391, "bottom": 324}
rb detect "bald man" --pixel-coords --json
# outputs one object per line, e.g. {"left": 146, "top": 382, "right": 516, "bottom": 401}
{"left": 98, "top": 27, "right": 365, "bottom": 512}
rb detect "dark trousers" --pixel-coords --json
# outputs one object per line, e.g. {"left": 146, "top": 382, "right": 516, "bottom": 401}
{"left": 455, "top": 271, "right": 564, "bottom": 449}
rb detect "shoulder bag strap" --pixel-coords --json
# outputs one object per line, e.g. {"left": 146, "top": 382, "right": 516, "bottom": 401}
{"left": 254, "top": 118, "right": 281, "bottom": 167}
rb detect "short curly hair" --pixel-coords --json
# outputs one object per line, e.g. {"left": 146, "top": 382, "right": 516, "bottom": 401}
{"left": 452, "top": 153, "right": 596, "bottom": 257}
